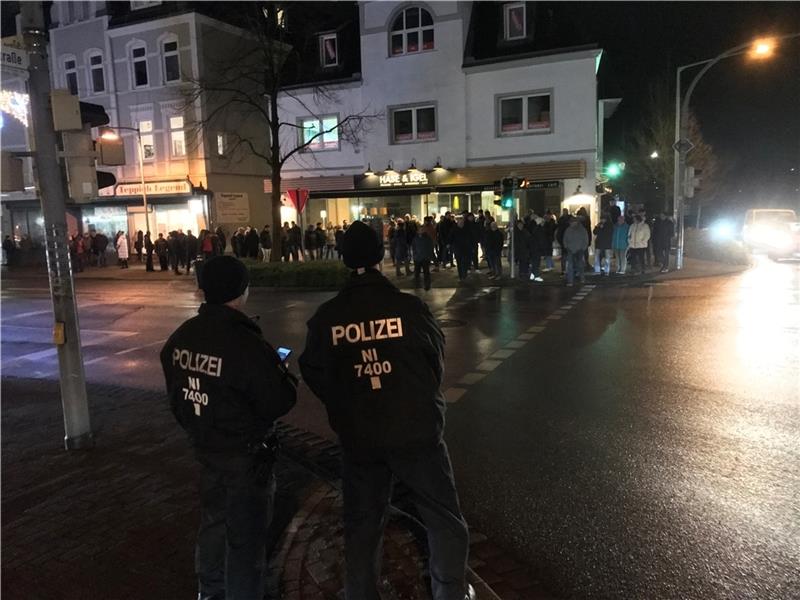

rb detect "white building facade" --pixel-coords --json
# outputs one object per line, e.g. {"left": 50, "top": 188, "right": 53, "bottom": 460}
{"left": 274, "top": 1, "right": 604, "bottom": 227}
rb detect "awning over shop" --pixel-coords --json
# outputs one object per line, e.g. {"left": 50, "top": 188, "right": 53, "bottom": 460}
{"left": 263, "top": 175, "right": 356, "bottom": 194}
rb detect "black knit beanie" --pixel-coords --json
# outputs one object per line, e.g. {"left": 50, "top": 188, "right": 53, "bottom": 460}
{"left": 341, "top": 221, "right": 384, "bottom": 269}
{"left": 200, "top": 256, "right": 249, "bottom": 304}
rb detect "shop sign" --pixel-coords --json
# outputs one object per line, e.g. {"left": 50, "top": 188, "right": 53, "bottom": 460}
{"left": 216, "top": 192, "right": 250, "bottom": 224}
{"left": 529, "top": 180, "right": 561, "bottom": 190}
{"left": 99, "top": 180, "right": 191, "bottom": 197}
{"left": 379, "top": 170, "right": 429, "bottom": 187}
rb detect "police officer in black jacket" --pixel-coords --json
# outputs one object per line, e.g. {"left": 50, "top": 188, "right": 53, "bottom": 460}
{"left": 299, "top": 221, "right": 474, "bottom": 600}
{"left": 160, "top": 255, "right": 297, "bottom": 600}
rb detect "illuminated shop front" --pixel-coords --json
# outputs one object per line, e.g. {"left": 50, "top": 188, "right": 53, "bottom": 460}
{"left": 281, "top": 159, "right": 586, "bottom": 227}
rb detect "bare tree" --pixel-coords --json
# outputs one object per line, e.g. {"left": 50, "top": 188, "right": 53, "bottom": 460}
{"left": 627, "top": 77, "right": 722, "bottom": 222}
{"left": 184, "top": 2, "right": 381, "bottom": 259}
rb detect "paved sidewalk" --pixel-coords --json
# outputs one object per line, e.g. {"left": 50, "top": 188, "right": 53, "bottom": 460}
{"left": 1, "top": 377, "right": 546, "bottom": 599}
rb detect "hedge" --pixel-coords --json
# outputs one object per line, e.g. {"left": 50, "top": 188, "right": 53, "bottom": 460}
{"left": 242, "top": 259, "right": 350, "bottom": 288}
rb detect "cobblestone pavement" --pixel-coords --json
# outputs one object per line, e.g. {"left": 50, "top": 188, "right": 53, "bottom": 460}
{"left": 1, "top": 377, "right": 552, "bottom": 599}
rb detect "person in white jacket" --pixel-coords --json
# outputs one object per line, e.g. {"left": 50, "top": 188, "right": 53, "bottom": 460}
{"left": 627, "top": 214, "right": 650, "bottom": 275}
{"left": 116, "top": 232, "right": 130, "bottom": 269}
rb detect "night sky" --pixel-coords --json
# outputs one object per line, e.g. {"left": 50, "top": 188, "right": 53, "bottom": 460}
{"left": 3, "top": 1, "right": 799, "bottom": 211}
{"left": 551, "top": 1, "right": 800, "bottom": 209}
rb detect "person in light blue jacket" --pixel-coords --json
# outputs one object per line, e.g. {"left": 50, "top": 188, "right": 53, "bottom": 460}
{"left": 612, "top": 215, "right": 630, "bottom": 274}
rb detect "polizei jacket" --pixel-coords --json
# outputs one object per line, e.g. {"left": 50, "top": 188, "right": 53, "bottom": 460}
{"left": 160, "top": 304, "right": 297, "bottom": 454}
{"left": 299, "top": 270, "right": 446, "bottom": 456}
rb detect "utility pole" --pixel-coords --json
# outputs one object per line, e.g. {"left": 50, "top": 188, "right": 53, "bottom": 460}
{"left": 21, "top": 2, "right": 93, "bottom": 449}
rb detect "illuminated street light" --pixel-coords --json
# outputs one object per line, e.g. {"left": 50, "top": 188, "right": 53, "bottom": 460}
{"left": 650, "top": 151, "right": 659, "bottom": 159}
{"left": 751, "top": 38, "right": 775, "bottom": 58}
{"left": 672, "top": 31, "right": 800, "bottom": 270}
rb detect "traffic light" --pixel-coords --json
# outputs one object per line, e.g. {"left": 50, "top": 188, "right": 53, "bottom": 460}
{"left": 51, "top": 90, "right": 116, "bottom": 201}
{"left": 494, "top": 177, "right": 515, "bottom": 209}
{"left": 605, "top": 162, "right": 625, "bottom": 179}
{"left": 684, "top": 166, "right": 702, "bottom": 198}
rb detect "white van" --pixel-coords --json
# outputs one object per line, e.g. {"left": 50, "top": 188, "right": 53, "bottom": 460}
{"left": 742, "top": 209, "right": 799, "bottom": 259}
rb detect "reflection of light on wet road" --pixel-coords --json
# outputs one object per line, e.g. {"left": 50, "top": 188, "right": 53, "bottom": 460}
{"left": 734, "top": 256, "right": 800, "bottom": 377}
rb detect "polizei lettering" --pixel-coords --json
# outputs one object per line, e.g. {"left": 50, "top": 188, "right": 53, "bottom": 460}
{"left": 331, "top": 317, "right": 403, "bottom": 346}
{"left": 172, "top": 348, "right": 223, "bottom": 377}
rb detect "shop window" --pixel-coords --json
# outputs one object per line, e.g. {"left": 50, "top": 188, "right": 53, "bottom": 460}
{"left": 498, "top": 93, "right": 551, "bottom": 135}
{"left": 319, "top": 33, "right": 338, "bottom": 68}
{"left": 390, "top": 105, "right": 436, "bottom": 143}
{"left": 64, "top": 57, "right": 78, "bottom": 95}
{"left": 390, "top": 7, "right": 434, "bottom": 56}
{"left": 162, "top": 37, "right": 180, "bottom": 83}
{"left": 504, "top": 3, "right": 526, "bottom": 41}
{"left": 88, "top": 52, "right": 105, "bottom": 94}
{"left": 131, "top": 44, "right": 149, "bottom": 88}
{"left": 300, "top": 115, "right": 339, "bottom": 151}
{"left": 170, "top": 115, "right": 186, "bottom": 157}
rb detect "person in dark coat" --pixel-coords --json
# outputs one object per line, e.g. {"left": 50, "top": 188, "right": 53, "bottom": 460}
{"left": 528, "top": 217, "right": 547, "bottom": 282}
{"left": 392, "top": 221, "right": 411, "bottom": 276}
{"left": 298, "top": 222, "right": 474, "bottom": 600}
{"left": 576, "top": 207, "right": 592, "bottom": 270}
{"left": 653, "top": 213, "right": 675, "bottom": 272}
{"left": 436, "top": 212, "right": 454, "bottom": 268}
{"left": 3, "top": 235, "right": 17, "bottom": 267}
{"left": 593, "top": 214, "right": 614, "bottom": 276}
{"left": 556, "top": 208, "right": 571, "bottom": 274}
{"left": 314, "top": 223, "right": 326, "bottom": 260}
{"left": 167, "top": 231, "right": 182, "bottom": 275}
{"left": 160, "top": 256, "right": 297, "bottom": 600}
{"left": 185, "top": 230, "right": 199, "bottom": 274}
{"left": 484, "top": 220, "right": 505, "bottom": 279}
{"left": 155, "top": 233, "right": 169, "bottom": 271}
{"left": 304, "top": 225, "right": 317, "bottom": 261}
{"left": 215, "top": 226, "right": 227, "bottom": 255}
{"left": 259, "top": 225, "right": 272, "bottom": 262}
{"left": 134, "top": 230, "right": 144, "bottom": 262}
{"left": 450, "top": 217, "right": 473, "bottom": 281}
{"left": 334, "top": 226, "right": 344, "bottom": 260}
{"left": 387, "top": 221, "right": 397, "bottom": 265}
{"left": 94, "top": 232, "right": 109, "bottom": 267}
{"left": 288, "top": 222, "right": 302, "bottom": 261}
{"left": 465, "top": 212, "right": 481, "bottom": 271}
{"left": 411, "top": 230, "right": 435, "bottom": 290}
{"left": 144, "top": 231, "right": 155, "bottom": 272}
{"left": 246, "top": 227, "right": 260, "bottom": 259}
{"left": 542, "top": 212, "right": 556, "bottom": 271}
{"left": 513, "top": 221, "right": 532, "bottom": 280}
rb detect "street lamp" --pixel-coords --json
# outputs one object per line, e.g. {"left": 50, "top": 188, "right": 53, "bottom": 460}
{"left": 100, "top": 126, "right": 151, "bottom": 235}
{"left": 650, "top": 151, "right": 659, "bottom": 159}
{"left": 672, "top": 32, "right": 800, "bottom": 270}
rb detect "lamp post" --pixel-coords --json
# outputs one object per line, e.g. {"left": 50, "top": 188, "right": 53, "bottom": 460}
{"left": 672, "top": 33, "right": 800, "bottom": 270}
{"left": 101, "top": 126, "right": 151, "bottom": 235}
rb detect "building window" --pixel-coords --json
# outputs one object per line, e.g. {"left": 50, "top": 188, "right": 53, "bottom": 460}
{"left": 504, "top": 3, "right": 526, "bottom": 41}
{"left": 319, "top": 34, "right": 338, "bottom": 68}
{"left": 162, "top": 38, "right": 180, "bottom": 83}
{"left": 170, "top": 115, "right": 186, "bottom": 157}
{"left": 216, "top": 133, "right": 226, "bottom": 156}
{"left": 390, "top": 105, "right": 436, "bottom": 143}
{"left": 88, "top": 52, "right": 105, "bottom": 94}
{"left": 498, "top": 93, "right": 551, "bottom": 135}
{"left": 390, "top": 7, "right": 434, "bottom": 56}
{"left": 300, "top": 115, "right": 339, "bottom": 151}
{"left": 137, "top": 119, "right": 155, "bottom": 160}
{"left": 130, "top": 1, "right": 161, "bottom": 9}
{"left": 64, "top": 57, "right": 78, "bottom": 95}
{"left": 131, "top": 45, "right": 148, "bottom": 87}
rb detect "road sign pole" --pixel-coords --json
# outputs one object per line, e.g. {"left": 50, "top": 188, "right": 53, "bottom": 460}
{"left": 22, "top": 2, "right": 93, "bottom": 449}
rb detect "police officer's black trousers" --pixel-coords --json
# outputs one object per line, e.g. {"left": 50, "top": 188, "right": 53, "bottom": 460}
{"left": 342, "top": 442, "right": 469, "bottom": 600}
{"left": 195, "top": 454, "right": 275, "bottom": 600}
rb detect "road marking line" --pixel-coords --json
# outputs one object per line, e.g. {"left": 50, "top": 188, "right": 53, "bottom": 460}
{"left": 554, "top": 309, "right": 569, "bottom": 315}
{"left": 114, "top": 338, "right": 167, "bottom": 356}
{"left": 527, "top": 326, "right": 546, "bottom": 333}
{"left": 476, "top": 359, "right": 502, "bottom": 371}
{"left": 7, "top": 331, "right": 138, "bottom": 363}
{"left": 546, "top": 314, "right": 562, "bottom": 320}
{"left": 444, "top": 387, "right": 467, "bottom": 403}
{"left": 458, "top": 372, "right": 486, "bottom": 385}
{"left": 84, "top": 356, "right": 109, "bottom": 366}
{"left": 490, "top": 349, "right": 515, "bottom": 359}
{"left": 517, "top": 333, "right": 535, "bottom": 340}
{"left": 505, "top": 341, "right": 526, "bottom": 349}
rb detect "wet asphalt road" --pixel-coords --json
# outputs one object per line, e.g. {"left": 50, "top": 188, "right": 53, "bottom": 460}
{"left": 2, "top": 257, "right": 798, "bottom": 599}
